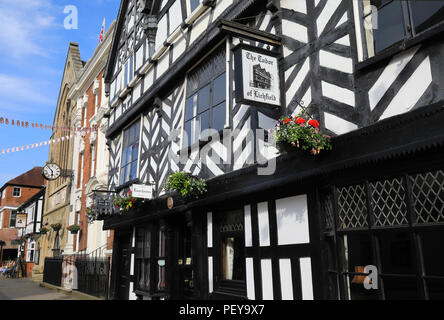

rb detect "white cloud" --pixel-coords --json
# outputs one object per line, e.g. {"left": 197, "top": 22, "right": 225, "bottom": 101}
{"left": 0, "top": 0, "right": 58, "bottom": 58}
{"left": 0, "top": 73, "right": 55, "bottom": 107}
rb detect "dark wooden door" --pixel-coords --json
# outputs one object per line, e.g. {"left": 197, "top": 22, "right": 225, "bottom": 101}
{"left": 116, "top": 232, "right": 132, "bottom": 300}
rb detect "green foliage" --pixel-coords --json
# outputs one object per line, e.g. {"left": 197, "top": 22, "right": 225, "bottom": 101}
{"left": 50, "top": 223, "right": 62, "bottom": 231}
{"left": 272, "top": 107, "right": 332, "bottom": 155}
{"left": 86, "top": 206, "right": 97, "bottom": 223}
{"left": 66, "top": 224, "right": 80, "bottom": 232}
{"left": 112, "top": 190, "right": 140, "bottom": 212}
{"left": 164, "top": 171, "right": 207, "bottom": 198}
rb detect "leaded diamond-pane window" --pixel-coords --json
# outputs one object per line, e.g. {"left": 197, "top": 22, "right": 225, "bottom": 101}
{"left": 370, "top": 177, "right": 408, "bottom": 227}
{"left": 219, "top": 210, "right": 244, "bottom": 233}
{"left": 410, "top": 170, "right": 444, "bottom": 224}
{"left": 337, "top": 184, "right": 368, "bottom": 230}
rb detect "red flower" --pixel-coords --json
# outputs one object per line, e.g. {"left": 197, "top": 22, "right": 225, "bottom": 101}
{"left": 308, "top": 119, "right": 319, "bottom": 128}
{"left": 283, "top": 118, "right": 291, "bottom": 124}
{"left": 296, "top": 118, "right": 306, "bottom": 124}
{"left": 130, "top": 198, "right": 135, "bottom": 203}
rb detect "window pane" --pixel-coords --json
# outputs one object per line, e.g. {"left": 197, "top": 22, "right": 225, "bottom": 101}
{"left": 130, "top": 161, "right": 138, "bottom": 181}
{"left": 125, "top": 164, "right": 131, "bottom": 183}
{"left": 379, "top": 231, "right": 416, "bottom": 275}
{"left": 383, "top": 276, "right": 419, "bottom": 299}
{"left": 137, "top": 229, "right": 144, "bottom": 257}
{"left": 213, "top": 73, "right": 226, "bottom": 105}
{"left": 212, "top": 102, "right": 226, "bottom": 132}
{"left": 198, "top": 110, "right": 209, "bottom": 140}
{"left": 132, "top": 143, "right": 139, "bottom": 162}
{"left": 340, "top": 234, "right": 373, "bottom": 273}
{"left": 410, "top": 1, "right": 444, "bottom": 34}
{"left": 190, "top": 0, "right": 200, "bottom": 13}
{"left": 198, "top": 85, "right": 210, "bottom": 113}
{"left": 186, "top": 96, "right": 195, "bottom": 121}
{"left": 222, "top": 235, "right": 245, "bottom": 281}
{"left": 144, "top": 231, "right": 151, "bottom": 258}
{"left": 345, "top": 274, "right": 379, "bottom": 300}
{"left": 137, "top": 260, "right": 145, "bottom": 289}
{"left": 365, "top": 1, "right": 405, "bottom": 56}
{"left": 420, "top": 231, "right": 444, "bottom": 276}
{"left": 184, "top": 120, "right": 192, "bottom": 148}
{"left": 145, "top": 261, "right": 150, "bottom": 289}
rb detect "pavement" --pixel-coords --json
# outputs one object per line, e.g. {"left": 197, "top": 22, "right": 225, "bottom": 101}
{"left": 0, "top": 277, "right": 74, "bottom": 300}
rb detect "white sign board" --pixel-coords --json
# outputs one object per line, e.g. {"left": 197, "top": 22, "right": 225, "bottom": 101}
{"left": 234, "top": 44, "right": 281, "bottom": 108}
{"left": 15, "top": 214, "right": 27, "bottom": 228}
{"left": 130, "top": 184, "right": 153, "bottom": 199}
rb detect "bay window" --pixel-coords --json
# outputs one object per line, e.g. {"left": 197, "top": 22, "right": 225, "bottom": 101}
{"left": 361, "top": 0, "right": 444, "bottom": 58}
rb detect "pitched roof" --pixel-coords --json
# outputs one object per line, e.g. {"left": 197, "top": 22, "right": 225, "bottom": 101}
{"left": 1, "top": 167, "right": 45, "bottom": 191}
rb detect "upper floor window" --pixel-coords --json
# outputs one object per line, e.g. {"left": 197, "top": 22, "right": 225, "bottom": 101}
{"left": 189, "top": 0, "right": 201, "bottom": 14}
{"left": 9, "top": 210, "right": 17, "bottom": 228}
{"left": 155, "top": 0, "right": 182, "bottom": 51}
{"left": 120, "top": 120, "right": 140, "bottom": 185}
{"left": 184, "top": 48, "right": 226, "bottom": 148}
{"left": 123, "top": 55, "right": 134, "bottom": 88}
{"left": 12, "top": 187, "right": 21, "bottom": 197}
{"left": 362, "top": 0, "right": 444, "bottom": 59}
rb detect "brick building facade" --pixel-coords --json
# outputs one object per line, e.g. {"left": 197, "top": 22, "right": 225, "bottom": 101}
{"left": 0, "top": 167, "right": 45, "bottom": 264}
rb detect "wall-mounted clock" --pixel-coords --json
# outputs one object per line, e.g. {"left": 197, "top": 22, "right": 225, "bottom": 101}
{"left": 42, "top": 163, "right": 61, "bottom": 181}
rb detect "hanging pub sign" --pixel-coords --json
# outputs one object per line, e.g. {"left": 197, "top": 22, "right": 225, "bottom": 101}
{"left": 15, "top": 214, "right": 27, "bottom": 228}
{"left": 94, "top": 191, "right": 116, "bottom": 216}
{"left": 233, "top": 43, "right": 281, "bottom": 108}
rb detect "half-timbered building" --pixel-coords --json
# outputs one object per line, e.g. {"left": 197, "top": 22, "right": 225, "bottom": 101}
{"left": 99, "top": 0, "right": 444, "bottom": 300}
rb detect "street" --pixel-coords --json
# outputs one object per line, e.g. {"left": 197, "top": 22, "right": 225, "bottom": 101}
{"left": 0, "top": 278, "right": 73, "bottom": 300}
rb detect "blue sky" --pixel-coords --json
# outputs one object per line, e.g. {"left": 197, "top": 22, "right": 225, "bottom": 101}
{"left": 0, "top": 0, "right": 120, "bottom": 186}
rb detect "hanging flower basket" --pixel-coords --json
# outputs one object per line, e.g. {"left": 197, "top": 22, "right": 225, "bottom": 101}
{"left": 86, "top": 205, "right": 98, "bottom": 223}
{"left": 163, "top": 171, "right": 207, "bottom": 199}
{"left": 112, "top": 190, "right": 142, "bottom": 213}
{"left": 66, "top": 224, "right": 80, "bottom": 234}
{"left": 39, "top": 227, "right": 49, "bottom": 234}
{"left": 271, "top": 107, "right": 332, "bottom": 156}
{"left": 50, "top": 223, "right": 62, "bottom": 231}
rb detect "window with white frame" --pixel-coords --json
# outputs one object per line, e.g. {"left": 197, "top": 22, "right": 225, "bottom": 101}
{"left": 189, "top": 0, "right": 201, "bottom": 14}
{"left": 123, "top": 55, "right": 134, "bottom": 88}
{"left": 183, "top": 48, "right": 226, "bottom": 148}
{"left": 155, "top": 0, "right": 183, "bottom": 50}
{"left": 360, "top": 0, "right": 444, "bottom": 59}
{"left": 120, "top": 120, "right": 140, "bottom": 185}
{"left": 26, "top": 240, "right": 36, "bottom": 262}
{"left": 12, "top": 187, "right": 21, "bottom": 197}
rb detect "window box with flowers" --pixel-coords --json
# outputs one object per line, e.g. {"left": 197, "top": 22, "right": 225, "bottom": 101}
{"left": 39, "top": 227, "right": 49, "bottom": 234}
{"left": 50, "top": 223, "right": 62, "bottom": 232}
{"left": 112, "top": 190, "right": 142, "bottom": 213}
{"left": 271, "top": 107, "right": 332, "bottom": 156}
{"left": 67, "top": 224, "right": 80, "bottom": 234}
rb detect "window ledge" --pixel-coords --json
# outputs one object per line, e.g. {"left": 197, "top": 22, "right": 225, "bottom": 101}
{"left": 177, "top": 129, "right": 227, "bottom": 156}
{"left": 115, "top": 178, "right": 140, "bottom": 193}
{"left": 356, "top": 22, "right": 444, "bottom": 73}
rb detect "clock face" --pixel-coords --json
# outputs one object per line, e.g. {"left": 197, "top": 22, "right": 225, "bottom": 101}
{"left": 42, "top": 163, "right": 61, "bottom": 180}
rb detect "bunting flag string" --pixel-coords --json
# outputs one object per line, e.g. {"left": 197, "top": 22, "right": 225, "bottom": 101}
{"left": 0, "top": 135, "right": 74, "bottom": 156}
{"left": 0, "top": 116, "right": 97, "bottom": 133}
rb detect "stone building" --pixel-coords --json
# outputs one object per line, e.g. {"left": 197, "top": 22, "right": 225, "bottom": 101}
{"left": 34, "top": 43, "right": 85, "bottom": 281}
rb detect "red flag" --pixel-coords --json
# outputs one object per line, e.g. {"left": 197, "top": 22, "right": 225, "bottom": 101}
{"left": 99, "top": 18, "right": 105, "bottom": 44}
